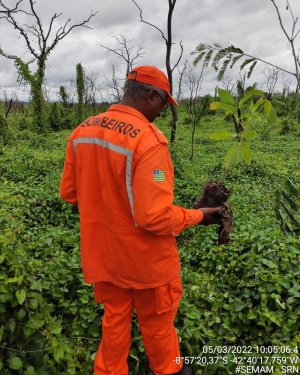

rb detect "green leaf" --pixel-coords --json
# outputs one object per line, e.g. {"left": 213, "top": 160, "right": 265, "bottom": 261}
{"left": 239, "top": 89, "right": 263, "bottom": 106}
{"left": 203, "top": 49, "right": 214, "bottom": 68}
{"left": 54, "top": 347, "right": 64, "bottom": 362}
{"left": 209, "top": 102, "right": 220, "bottom": 110}
{"left": 267, "top": 106, "right": 277, "bottom": 124}
{"left": 252, "top": 97, "right": 266, "bottom": 112}
{"left": 261, "top": 259, "right": 278, "bottom": 269}
{"left": 47, "top": 321, "right": 62, "bottom": 335}
{"left": 16, "top": 289, "right": 26, "bottom": 305}
{"left": 0, "top": 325, "right": 4, "bottom": 342}
{"left": 240, "top": 58, "right": 256, "bottom": 70}
{"left": 23, "top": 326, "right": 36, "bottom": 337}
{"left": 241, "top": 130, "right": 257, "bottom": 139}
{"left": 218, "top": 88, "right": 235, "bottom": 105}
{"left": 218, "top": 102, "right": 237, "bottom": 113}
{"left": 28, "top": 298, "right": 39, "bottom": 310}
{"left": 230, "top": 54, "right": 243, "bottom": 68}
{"left": 224, "top": 143, "right": 239, "bottom": 168}
{"left": 281, "top": 191, "right": 299, "bottom": 211}
{"left": 240, "top": 141, "right": 252, "bottom": 165}
{"left": 285, "top": 178, "right": 300, "bottom": 197}
{"left": 8, "top": 319, "right": 16, "bottom": 333}
{"left": 9, "top": 357, "right": 23, "bottom": 370}
{"left": 217, "top": 57, "right": 232, "bottom": 81}
{"left": 44, "top": 237, "right": 53, "bottom": 246}
{"left": 264, "top": 100, "right": 272, "bottom": 115}
{"left": 27, "top": 314, "right": 45, "bottom": 329}
{"left": 247, "top": 310, "right": 257, "bottom": 319}
{"left": 0, "top": 254, "right": 5, "bottom": 264}
{"left": 247, "top": 60, "right": 258, "bottom": 78}
{"left": 262, "top": 310, "right": 282, "bottom": 326}
{"left": 25, "top": 366, "right": 36, "bottom": 375}
{"left": 275, "top": 298, "right": 285, "bottom": 309}
{"left": 212, "top": 49, "right": 227, "bottom": 70}
{"left": 209, "top": 131, "right": 233, "bottom": 141}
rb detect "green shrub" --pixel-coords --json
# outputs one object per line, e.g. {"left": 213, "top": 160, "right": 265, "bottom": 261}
{"left": 0, "top": 111, "right": 299, "bottom": 374}
{"left": 279, "top": 116, "right": 300, "bottom": 135}
{"left": 0, "top": 115, "right": 9, "bottom": 144}
{"left": 48, "top": 102, "right": 63, "bottom": 131}
{"left": 17, "top": 116, "right": 33, "bottom": 131}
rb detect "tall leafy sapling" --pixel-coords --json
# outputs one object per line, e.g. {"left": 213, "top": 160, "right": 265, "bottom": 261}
{"left": 76, "top": 63, "right": 85, "bottom": 124}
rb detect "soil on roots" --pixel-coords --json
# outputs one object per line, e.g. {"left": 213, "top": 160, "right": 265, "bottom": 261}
{"left": 194, "top": 181, "right": 233, "bottom": 245}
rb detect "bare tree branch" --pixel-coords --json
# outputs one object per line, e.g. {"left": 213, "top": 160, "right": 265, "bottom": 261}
{"left": 0, "top": 3, "right": 38, "bottom": 59}
{"left": 171, "top": 40, "right": 183, "bottom": 72}
{"left": 270, "top": 0, "right": 300, "bottom": 92}
{"left": 44, "top": 12, "right": 61, "bottom": 43}
{"left": 130, "top": 0, "right": 167, "bottom": 43}
{"left": 0, "top": 0, "right": 23, "bottom": 17}
{"left": 263, "top": 66, "right": 281, "bottom": 97}
{"left": 99, "top": 34, "right": 145, "bottom": 78}
{"left": 176, "top": 59, "right": 188, "bottom": 101}
{"left": 29, "top": 0, "right": 44, "bottom": 43}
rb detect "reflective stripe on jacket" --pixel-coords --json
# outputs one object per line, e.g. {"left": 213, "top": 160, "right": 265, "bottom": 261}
{"left": 60, "top": 104, "right": 203, "bottom": 288}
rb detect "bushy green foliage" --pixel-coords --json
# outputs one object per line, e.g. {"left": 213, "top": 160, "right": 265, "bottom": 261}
{"left": 0, "top": 111, "right": 299, "bottom": 374}
{"left": 48, "top": 102, "right": 63, "bottom": 131}
{"left": 59, "top": 86, "right": 69, "bottom": 109}
{"left": 76, "top": 63, "right": 85, "bottom": 124}
{"left": 273, "top": 94, "right": 300, "bottom": 123}
{"left": 14, "top": 58, "right": 47, "bottom": 132}
{"left": 0, "top": 114, "right": 9, "bottom": 144}
{"left": 279, "top": 116, "right": 300, "bottom": 136}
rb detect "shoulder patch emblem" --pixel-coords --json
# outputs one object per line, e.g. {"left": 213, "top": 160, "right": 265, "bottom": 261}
{"left": 153, "top": 169, "right": 165, "bottom": 182}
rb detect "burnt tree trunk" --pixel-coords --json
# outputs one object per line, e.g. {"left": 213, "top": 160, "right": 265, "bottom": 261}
{"left": 166, "top": 0, "right": 177, "bottom": 144}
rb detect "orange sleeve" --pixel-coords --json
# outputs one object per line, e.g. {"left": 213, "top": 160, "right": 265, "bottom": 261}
{"left": 132, "top": 144, "right": 203, "bottom": 236}
{"left": 59, "top": 139, "right": 78, "bottom": 205}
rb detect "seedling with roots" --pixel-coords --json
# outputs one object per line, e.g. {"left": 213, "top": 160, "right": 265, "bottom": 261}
{"left": 193, "top": 88, "right": 277, "bottom": 243}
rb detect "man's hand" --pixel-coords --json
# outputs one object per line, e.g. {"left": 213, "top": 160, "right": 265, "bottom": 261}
{"left": 199, "top": 206, "right": 224, "bottom": 226}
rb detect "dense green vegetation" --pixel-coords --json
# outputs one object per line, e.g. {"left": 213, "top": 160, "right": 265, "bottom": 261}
{"left": 0, "top": 103, "right": 299, "bottom": 374}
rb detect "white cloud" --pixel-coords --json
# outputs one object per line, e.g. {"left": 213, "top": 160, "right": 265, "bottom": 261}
{"left": 0, "top": 0, "right": 300, "bottom": 101}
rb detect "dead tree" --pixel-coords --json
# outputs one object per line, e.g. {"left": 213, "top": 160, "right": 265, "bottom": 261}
{"left": 84, "top": 69, "right": 103, "bottom": 113}
{"left": 131, "top": 0, "right": 183, "bottom": 144}
{"left": 176, "top": 59, "right": 188, "bottom": 102}
{"left": 0, "top": 0, "right": 98, "bottom": 130}
{"left": 282, "top": 73, "right": 292, "bottom": 96}
{"left": 184, "top": 62, "right": 203, "bottom": 114}
{"left": 221, "top": 75, "right": 235, "bottom": 93}
{"left": 103, "top": 65, "right": 123, "bottom": 103}
{"left": 99, "top": 34, "right": 145, "bottom": 78}
{"left": 263, "top": 66, "right": 281, "bottom": 98}
{"left": 183, "top": 64, "right": 206, "bottom": 160}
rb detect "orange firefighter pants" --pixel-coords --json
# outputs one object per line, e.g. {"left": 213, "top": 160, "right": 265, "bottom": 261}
{"left": 93, "top": 277, "right": 183, "bottom": 375}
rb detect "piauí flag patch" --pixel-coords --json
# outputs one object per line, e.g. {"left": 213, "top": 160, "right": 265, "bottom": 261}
{"left": 153, "top": 169, "right": 165, "bottom": 182}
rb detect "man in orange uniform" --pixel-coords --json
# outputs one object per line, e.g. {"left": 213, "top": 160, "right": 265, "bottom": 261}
{"left": 60, "top": 66, "right": 223, "bottom": 375}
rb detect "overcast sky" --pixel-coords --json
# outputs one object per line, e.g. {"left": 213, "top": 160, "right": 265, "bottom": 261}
{"left": 0, "top": 0, "right": 300, "bottom": 101}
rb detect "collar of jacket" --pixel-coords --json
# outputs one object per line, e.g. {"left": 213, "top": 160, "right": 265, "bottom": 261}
{"left": 108, "top": 104, "right": 149, "bottom": 124}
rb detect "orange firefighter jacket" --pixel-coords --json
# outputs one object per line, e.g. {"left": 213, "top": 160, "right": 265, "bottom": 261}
{"left": 60, "top": 104, "right": 203, "bottom": 289}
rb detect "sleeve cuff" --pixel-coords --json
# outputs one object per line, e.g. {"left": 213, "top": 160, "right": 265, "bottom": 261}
{"left": 171, "top": 207, "right": 204, "bottom": 236}
{"left": 186, "top": 208, "right": 203, "bottom": 227}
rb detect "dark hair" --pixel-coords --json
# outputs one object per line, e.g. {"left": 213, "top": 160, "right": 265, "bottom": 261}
{"left": 123, "top": 80, "right": 166, "bottom": 99}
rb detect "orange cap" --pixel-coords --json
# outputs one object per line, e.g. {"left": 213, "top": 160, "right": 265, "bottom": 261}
{"left": 127, "top": 66, "right": 178, "bottom": 106}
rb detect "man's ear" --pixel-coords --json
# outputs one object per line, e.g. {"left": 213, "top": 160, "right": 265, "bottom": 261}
{"left": 147, "top": 89, "right": 157, "bottom": 105}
